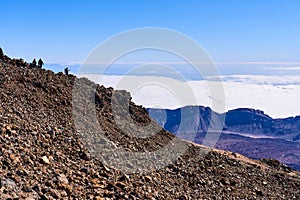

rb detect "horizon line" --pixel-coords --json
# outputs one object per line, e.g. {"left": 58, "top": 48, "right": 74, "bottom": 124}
{"left": 45, "top": 61, "right": 300, "bottom": 66}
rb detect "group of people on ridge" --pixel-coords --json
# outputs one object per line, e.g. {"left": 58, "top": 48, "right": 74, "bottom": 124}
{"left": 1, "top": 47, "right": 70, "bottom": 75}
{"left": 30, "top": 58, "right": 44, "bottom": 68}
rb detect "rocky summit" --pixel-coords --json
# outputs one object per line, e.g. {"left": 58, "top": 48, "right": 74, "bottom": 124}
{"left": 0, "top": 53, "right": 300, "bottom": 199}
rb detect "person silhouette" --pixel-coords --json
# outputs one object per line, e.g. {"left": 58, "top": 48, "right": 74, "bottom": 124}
{"left": 38, "top": 58, "right": 44, "bottom": 68}
{"left": 64, "top": 67, "right": 70, "bottom": 75}
{"left": 31, "top": 58, "right": 37, "bottom": 68}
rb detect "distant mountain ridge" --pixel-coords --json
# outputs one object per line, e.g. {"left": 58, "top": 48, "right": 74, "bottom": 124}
{"left": 225, "top": 108, "right": 300, "bottom": 140}
{"left": 147, "top": 106, "right": 300, "bottom": 170}
{"left": 148, "top": 106, "right": 300, "bottom": 141}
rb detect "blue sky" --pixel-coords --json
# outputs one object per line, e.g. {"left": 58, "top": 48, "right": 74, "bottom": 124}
{"left": 1, "top": 0, "right": 300, "bottom": 64}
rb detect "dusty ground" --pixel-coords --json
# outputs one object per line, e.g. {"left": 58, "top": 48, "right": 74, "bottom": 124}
{"left": 0, "top": 56, "right": 299, "bottom": 199}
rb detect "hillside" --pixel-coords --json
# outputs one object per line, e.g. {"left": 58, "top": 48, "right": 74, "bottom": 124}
{"left": 0, "top": 53, "right": 299, "bottom": 199}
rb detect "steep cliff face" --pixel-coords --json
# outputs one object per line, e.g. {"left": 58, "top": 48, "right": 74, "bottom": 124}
{"left": 225, "top": 108, "right": 300, "bottom": 141}
{"left": 148, "top": 106, "right": 300, "bottom": 171}
{"left": 150, "top": 106, "right": 300, "bottom": 141}
{"left": 225, "top": 108, "right": 273, "bottom": 127}
{"left": 0, "top": 53, "right": 300, "bottom": 199}
{"left": 150, "top": 106, "right": 216, "bottom": 137}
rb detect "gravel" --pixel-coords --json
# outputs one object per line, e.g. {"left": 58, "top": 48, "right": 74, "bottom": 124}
{"left": 0, "top": 56, "right": 299, "bottom": 199}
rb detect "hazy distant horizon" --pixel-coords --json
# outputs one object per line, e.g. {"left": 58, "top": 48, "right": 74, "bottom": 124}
{"left": 45, "top": 61, "right": 300, "bottom": 79}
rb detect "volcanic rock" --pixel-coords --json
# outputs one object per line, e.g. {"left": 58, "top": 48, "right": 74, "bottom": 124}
{"left": 0, "top": 51, "right": 299, "bottom": 199}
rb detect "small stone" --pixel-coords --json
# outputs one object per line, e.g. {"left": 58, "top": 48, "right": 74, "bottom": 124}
{"left": 80, "top": 167, "right": 89, "bottom": 174}
{"left": 262, "top": 181, "right": 268, "bottom": 185}
{"left": 32, "top": 184, "right": 40, "bottom": 192}
{"left": 49, "top": 189, "right": 60, "bottom": 199}
{"left": 116, "top": 181, "right": 127, "bottom": 189}
{"left": 41, "top": 156, "right": 50, "bottom": 164}
{"left": 41, "top": 187, "right": 50, "bottom": 193}
{"left": 6, "top": 171, "right": 13, "bottom": 176}
{"left": 255, "top": 190, "right": 263, "bottom": 196}
{"left": 144, "top": 176, "right": 152, "bottom": 182}
{"left": 16, "top": 170, "right": 24, "bottom": 176}
{"left": 23, "top": 186, "right": 32, "bottom": 192}
{"left": 220, "top": 178, "right": 229, "bottom": 185}
{"left": 60, "top": 190, "right": 68, "bottom": 197}
{"left": 103, "top": 165, "right": 111, "bottom": 172}
{"left": 59, "top": 183, "right": 72, "bottom": 193}
{"left": 92, "top": 184, "right": 105, "bottom": 189}
{"left": 1, "top": 127, "right": 6, "bottom": 133}
{"left": 40, "top": 195, "right": 49, "bottom": 200}
{"left": 118, "top": 174, "right": 130, "bottom": 181}
{"left": 25, "top": 198, "right": 36, "bottom": 200}
{"left": 79, "top": 151, "right": 90, "bottom": 161}
{"left": 94, "top": 196, "right": 105, "bottom": 200}
{"left": 57, "top": 174, "right": 69, "bottom": 184}
{"left": 10, "top": 154, "right": 20, "bottom": 163}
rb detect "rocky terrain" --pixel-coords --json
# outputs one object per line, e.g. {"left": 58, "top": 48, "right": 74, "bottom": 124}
{"left": 149, "top": 106, "right": 300, "bottom": 170}
{"left": 0, "top": 51, "right": 300, "bottom": 199}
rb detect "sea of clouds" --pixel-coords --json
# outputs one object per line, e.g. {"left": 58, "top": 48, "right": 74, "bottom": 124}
{"left": 78, "top": 74, "right": 300, "bottom": 119}
{"left": 46, "top": 62, "right": 300, "bottom": 118}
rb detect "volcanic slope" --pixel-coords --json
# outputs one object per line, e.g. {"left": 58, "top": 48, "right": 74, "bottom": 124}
{"left": 0, "top": 55, "right": 299, "bottom": 199}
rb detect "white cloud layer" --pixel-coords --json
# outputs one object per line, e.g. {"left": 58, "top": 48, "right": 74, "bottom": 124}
{"left": 79, "top": 74, "right": 300, "bottom": 118}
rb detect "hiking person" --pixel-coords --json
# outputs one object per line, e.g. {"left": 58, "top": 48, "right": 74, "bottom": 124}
{"left": 0, "top": 47, "right": 4, "bottom": 59}
{"left": 30, "top": 58, "right": 37, "bottom": 68}
{"left": 38, "top": 58, "right": 44, "bottom": 68}
{"left": 64, "top": 67, "right": 70, "bottom": 75}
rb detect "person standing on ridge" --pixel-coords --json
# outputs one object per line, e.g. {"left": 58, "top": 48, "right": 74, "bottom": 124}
{"left": 30, "top": 58, "right": 37, "bottom": 68}
{"left": 64, "top": 67, "right": 70, "bottom": 75}
{"left": 0, "top": 47, "right": 4, "bottom": 59}
{"left": 38, "top": 58, "right": 44, "bottom": 69}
